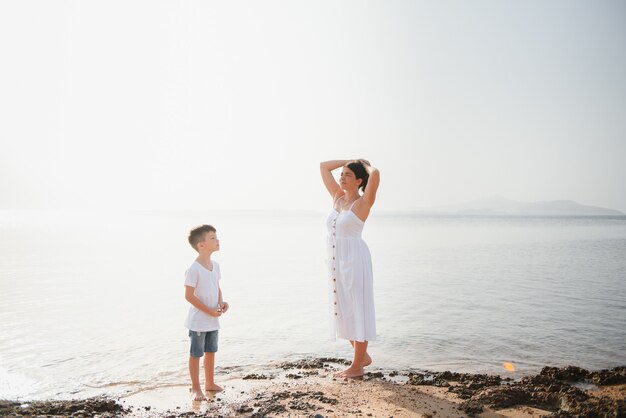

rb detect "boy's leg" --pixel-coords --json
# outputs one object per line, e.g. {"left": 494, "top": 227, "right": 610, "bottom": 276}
{"left": 203, "top": 330, "right": 223, "bottom": 392}
{"left": 203, "top": 353, "right": 222, "bottom": 391}
{"left": 188, "top": 331, "right": 206, "bottom": 401}
{"left": 189, "top": 356, "right": 206, "bottom": 400}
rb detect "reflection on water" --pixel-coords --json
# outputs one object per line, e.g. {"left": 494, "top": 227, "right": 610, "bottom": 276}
{"left": 1, "top": 210, "right": 625, "bottom": 400}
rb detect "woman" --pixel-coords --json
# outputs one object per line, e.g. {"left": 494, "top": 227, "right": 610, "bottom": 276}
{"left": 320, "top": 159, "right": 380, "bottom": 378}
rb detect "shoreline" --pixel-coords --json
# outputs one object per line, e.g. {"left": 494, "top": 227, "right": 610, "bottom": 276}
{"left": 2, "top": 359, "right": 624, "bottom": 417}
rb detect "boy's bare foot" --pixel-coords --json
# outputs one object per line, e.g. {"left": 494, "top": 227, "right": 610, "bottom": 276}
{"left": 189, "top": 388, "right": 206, "bottom": 402}
{"left": 205, "top": 383, "right": 223, "bottom": 392}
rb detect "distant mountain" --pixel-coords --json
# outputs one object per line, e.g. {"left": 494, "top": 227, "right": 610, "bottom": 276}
{"left": 426, "top": 196, "right": 624, "bottom": 216}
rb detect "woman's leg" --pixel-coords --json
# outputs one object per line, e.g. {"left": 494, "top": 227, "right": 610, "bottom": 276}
{"left": 349, "top": 340, "right": 372, "bottom": 367}
{"left": 335, "top": 340, "right": 369, "bottom": 378}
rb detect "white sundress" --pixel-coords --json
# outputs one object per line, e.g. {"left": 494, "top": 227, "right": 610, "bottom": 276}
{"left": 326, "top": 200, "right": 376, "bottom": 342}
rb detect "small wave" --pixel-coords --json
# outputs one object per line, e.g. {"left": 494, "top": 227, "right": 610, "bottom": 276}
{"left": 118, "top": 383, "right": 188, "bottom": 398}
{"left": 82, "top": 380, "right": 143, "bottom": 389}
{"left": 41, "top": 357, "right": 76, "bottom": 368}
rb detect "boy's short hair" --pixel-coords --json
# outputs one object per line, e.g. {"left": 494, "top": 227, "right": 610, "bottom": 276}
{"left": 188, "top": 224, "right": 217, "bottom": 251}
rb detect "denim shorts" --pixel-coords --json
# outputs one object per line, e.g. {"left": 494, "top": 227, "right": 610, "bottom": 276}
{"left": 189, "top": 330, "right": 219, "bottom": 357}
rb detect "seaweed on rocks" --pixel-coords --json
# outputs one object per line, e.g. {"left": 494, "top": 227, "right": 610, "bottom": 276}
{"left": 408, "top": 371, "right": 501, "bottom": 390}
{"left": 246, "top": 389, "right": 339, "bottom": 417}
{"left": 243, "top": 373, "right": 274, "bottom": 380}
{"left": 365, "top": 371, "right": 385, "bottom": 379}
{"left": 536, "top": 365, "right": 626, "bottom": 386}
{"left": 588, "top": 366, "right": 626, "bottom": 385}
{"left": 407, "top": 365, "right": 625, "bottom": 417}
{"left": 407, "top": 372, "right": 450, "bottom": 387}
{"left": 479, "top": 368, "right": 625, "bottom": 416}
{"left": 288, "top": 400, "right": 317, "bottom": 411}
{"left": 278, "top": 357, "right": 351, "bottom": 370}
{"left": 309, "top": 391, "right": 339, "bottom": 405}
{"left": 0, "top": 397, "right": 127, "bottom": 417}
{"left": 458, "top": 399, "right": 484, "bottom": 416}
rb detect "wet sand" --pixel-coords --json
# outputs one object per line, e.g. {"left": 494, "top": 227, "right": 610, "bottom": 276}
{"left": 2, "top": 359, "right": 624, "bottom": 417}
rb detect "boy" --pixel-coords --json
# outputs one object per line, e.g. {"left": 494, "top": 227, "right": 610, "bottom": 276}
{"left": 184, "top": 224, "right": 229, "bottom": 401}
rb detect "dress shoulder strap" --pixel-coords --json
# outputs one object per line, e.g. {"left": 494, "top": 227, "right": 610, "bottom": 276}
{"left": 348, "top": 198, "right": 360, "bottom": 211}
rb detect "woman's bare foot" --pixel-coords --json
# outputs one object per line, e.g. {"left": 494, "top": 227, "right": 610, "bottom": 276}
{"left": 334, "top": 365, "right": 364, "bottom": 379}
{"left": 189, "top": 388, "right": 206, "bottom": 401}
{"left": 205, "top": 383, "right": 223, "bottom": 392}
{"left": 332, "top": 353, "right": 371, "bottom": 376}
{"left": 362, "top": 353, "right": 372, "bottom": 367}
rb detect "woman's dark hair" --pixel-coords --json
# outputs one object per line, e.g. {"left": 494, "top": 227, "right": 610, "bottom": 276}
{"left": 345, "top": 161, "right": 369, "bottom": 193}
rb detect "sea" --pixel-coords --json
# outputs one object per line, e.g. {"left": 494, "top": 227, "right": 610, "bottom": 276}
{"left": 1, "top": 210, "right": 625, "bottom": 401}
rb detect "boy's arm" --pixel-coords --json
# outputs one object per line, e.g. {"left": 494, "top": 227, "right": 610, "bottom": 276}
{"left": 185, "top": 285, "right": 221, "bottom": 317}
{"left": 218, "top": 286, "right": 229, "bottom": 313}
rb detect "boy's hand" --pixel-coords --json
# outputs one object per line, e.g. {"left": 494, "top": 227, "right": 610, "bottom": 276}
{"left": 220, "top": 302, "right": 229, "bottom": 314}
{"left": 209, "top": 307, "right": 222, "bottom": 317}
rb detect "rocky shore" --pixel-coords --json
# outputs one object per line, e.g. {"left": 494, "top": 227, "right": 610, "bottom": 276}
{"left": 0, "top": 397, "right": 127, "bottom": 417}
{"left": 1, "top": 360, "right": 624, "bottom": 417}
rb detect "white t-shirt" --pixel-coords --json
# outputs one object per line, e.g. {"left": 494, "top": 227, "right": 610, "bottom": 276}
{"left": 184, "top": 260, "right": 221, "bottom": 332}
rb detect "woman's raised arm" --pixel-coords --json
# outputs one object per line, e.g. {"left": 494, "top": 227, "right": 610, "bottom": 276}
{"left": 320, "top": 160, "right": 349, "bottom": 199}
{"left": 360, "top": 160, "right": 380, "bottom": 207}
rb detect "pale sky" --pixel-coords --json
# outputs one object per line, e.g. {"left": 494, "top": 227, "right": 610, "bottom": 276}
{"left": 1, "top": 1, "right": 625, "bottom": 212}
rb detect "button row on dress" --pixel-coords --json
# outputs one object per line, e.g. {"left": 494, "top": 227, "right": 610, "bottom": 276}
{"left": 333, "top": 216, "right": 338, "bottom": 317}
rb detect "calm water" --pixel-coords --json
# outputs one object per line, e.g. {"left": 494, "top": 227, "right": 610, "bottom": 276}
{"left": 1, "top": 210, "right": 625, "bottom": 400}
